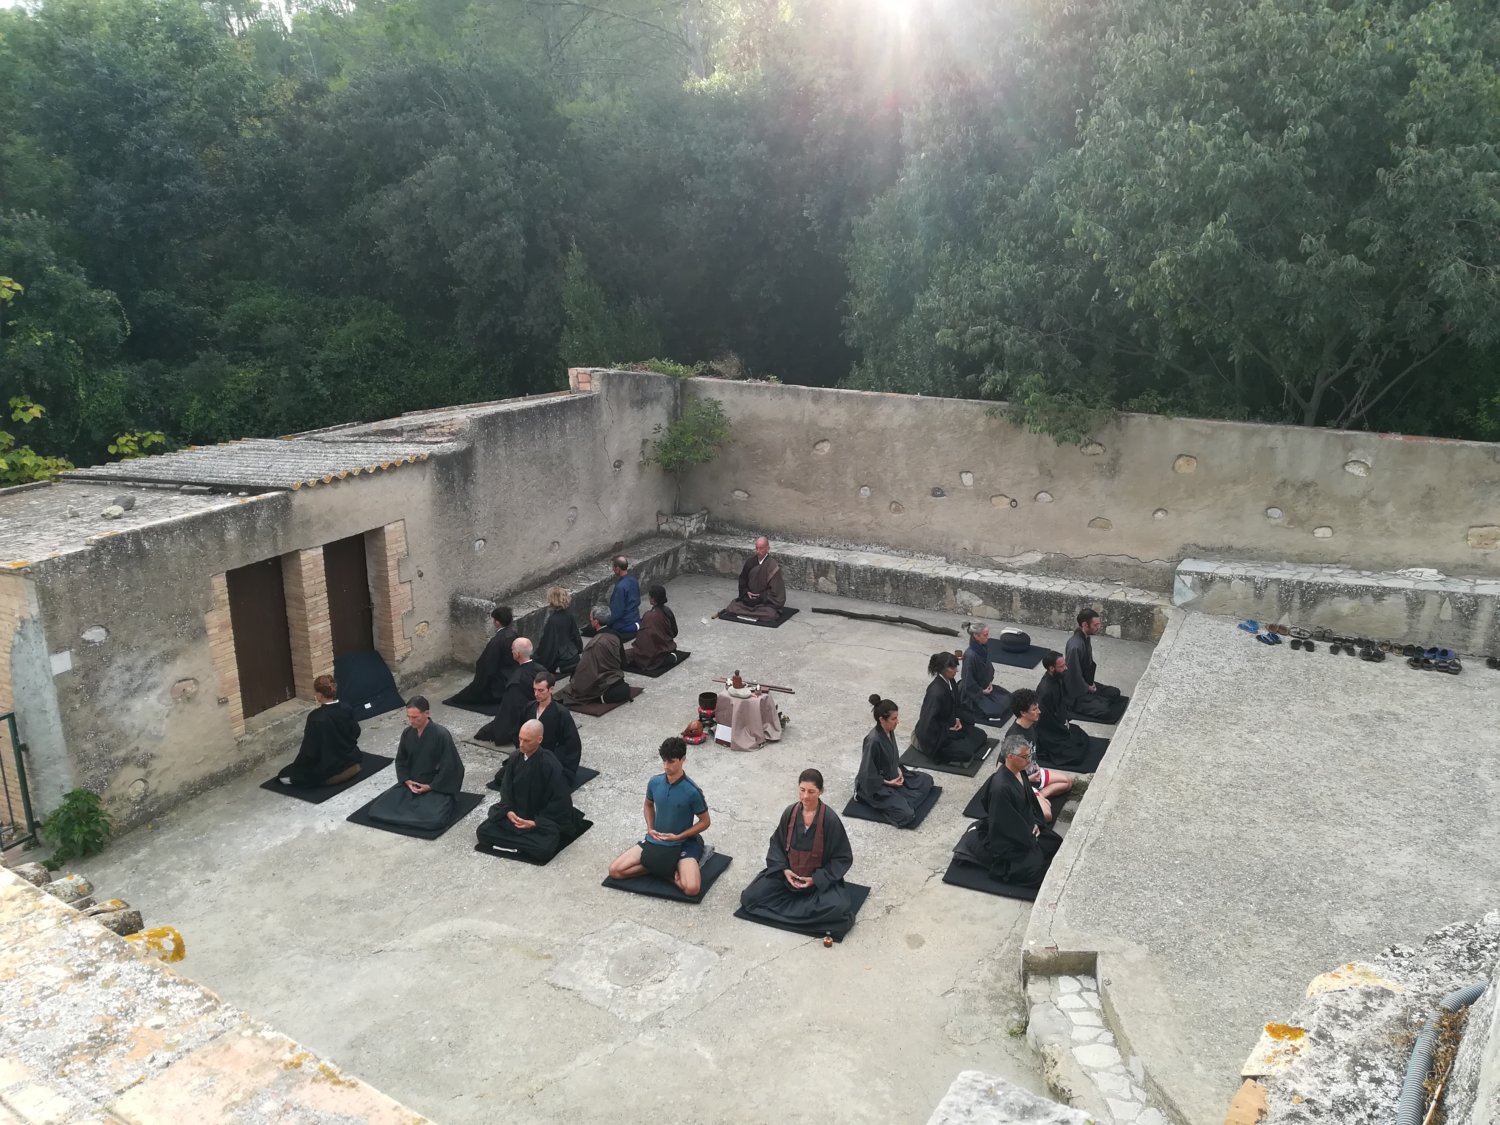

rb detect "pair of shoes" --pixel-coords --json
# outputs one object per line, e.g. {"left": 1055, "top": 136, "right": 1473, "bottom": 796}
{"left": 1435, "top": 659, "right": 1462, "bottom": 675}
{"left": 1487, "top": 656, "right": 1500, "bottom": 670}
{"left": 1359, "top": 647, "right": 1386, "bottom": 663}
{"left": 1237, "top": 619, "right": 1260, "bottom": 634}
{"left": 1289, "top": 626, "right": 1311, "bottom": 640}
{"left": 1257, "top": 632, "right": 1283, "bottom": 646}
{"left": 1290, "top": 638, "right": 1319, "bottom": 652}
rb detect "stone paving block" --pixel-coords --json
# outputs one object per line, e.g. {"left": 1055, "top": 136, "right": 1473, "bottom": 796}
{"left": 925, "top": 1071, "right": 1094, "bottom": 1125}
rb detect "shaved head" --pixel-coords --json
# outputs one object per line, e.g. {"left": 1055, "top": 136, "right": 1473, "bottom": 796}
{"left": 755, "top": 536, "right": 770, "bottom": 556}
{"left": 518, "top": 720, "right": 543, "bottom": 755}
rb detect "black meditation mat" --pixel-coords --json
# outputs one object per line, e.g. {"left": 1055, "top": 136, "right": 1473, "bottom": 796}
{"left": 719, "top": 607, "right": 800, "bottom": 629}
{"left": 970, "top": 690, "right": 1015, "bottom": 728}
{"left": 568, "top": 685, "right": 645, "bottom": 717}
{"left": 601, "top": 851, "right": 733, "bottom": 904}
{"left": 442, "top": 694, "right": 505, "bottom": 717}
{"left": 961, "top": 783, "right": 1077, "bottom": 822}
{"left": 486, "top": 765, "right": 599, "bottom": 795}
{"left": 732, "top": 882, "right": 872, "bottom": 943}
{"left": 1067, "top": 696, "right": 1130, "bottom": 726}
{"left": 472, "top": 819, "right": 594, "bottom": 866}
{"left": 940, "top": 857, "right": 1038, "bottom": 903}
{"left": 629, "top": 651, "right": 693, "bottom": 678}
{"left": 840, "top": 784, "right": 943, "bottom": 830}
{"left": 899, "top": 737, "right": 999, "bottom": 778}
{"left": 257, "top": 752, "right": 394, "bottom": 805}
{"left": 1039, "top": 734, "right": 1109, "bottom": 774}
{"left": 986, "top": 639, "right": 1046, "bottom": 670}
{"left": 334, "top": 650, "right": 406, "bottom": 719}
{"left": 345, "top": 789, "right": 486, "bottom": 840}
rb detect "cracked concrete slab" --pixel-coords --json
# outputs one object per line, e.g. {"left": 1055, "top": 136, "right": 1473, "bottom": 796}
{"left": 73, "top": 576, "right": 1152, "bottom": 1125}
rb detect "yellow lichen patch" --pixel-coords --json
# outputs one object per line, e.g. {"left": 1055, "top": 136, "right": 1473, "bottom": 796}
{"left": 283, "top": 1051, "right": 314, "bottom": 1071}
{"left": 1264, "top": 1023, "right": 1306, "bottom": 1041}
{"left": 316, "top": 1061, "right": 357, "bottom": 1087}
{"left": 125, "top": 926, "right": 186, "bottom": 963}
{"left": 1241, "top": 1023, "right": 1310, "bottom": 1077}
{"left": 1305, "top": 962, "right": 1405, "bottom": 997}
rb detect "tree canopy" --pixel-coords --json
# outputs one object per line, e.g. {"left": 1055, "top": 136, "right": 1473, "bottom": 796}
{"left": 1, "top": 0, "right": 1496, "bottom": 474}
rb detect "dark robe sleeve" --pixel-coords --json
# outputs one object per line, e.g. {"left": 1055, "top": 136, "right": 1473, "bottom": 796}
{"left": 497, "top": 750, "right": 520, "bottom": 806}
{"left": 532, "top": 752, "right": 575, "bottom": 824}
{"left": 763, "top": 805, "right": 795, "bottom": 873}
{"left": 1036, "top": 675, "right": 1070, "bottom": 737}
{"left": 737, "top": 558, "right": 754, "bottom": 601}
{"left": 854, "top": 729, "right": 886, "bottom": 801}
{"left": 765, "top": 561, "right": 786, "bottom": 608}
{"left": 917, "top": 677, "right": 949, "bottom": 751}
{"left": 426, "top": 725, "right": 465, "bottom": 795}
{"left": 811, "top": 809, "right": 853, "bottom": 891}
{"left": 1063, "top": 633, "right": 1092, "bottom": 701}
{"left": 555, "top": 708, "right": 582, "bottom": 770}
{"left": 984, "top": 772, "right": 1041, "bottom": 864}
{"left": 394, "top": 727, "right": 415, "bottom": 785}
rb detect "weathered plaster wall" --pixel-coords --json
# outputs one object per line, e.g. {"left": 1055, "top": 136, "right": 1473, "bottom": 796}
{"left": 666, "top": 377, "right": 1500, "bottom": 590}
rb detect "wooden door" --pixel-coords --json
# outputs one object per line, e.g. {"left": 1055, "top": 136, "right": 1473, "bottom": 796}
{"left": 324, "top": 534, "right": 375, "bottom": 655}
{"left": 226, "top": 558, "right": 296, "bottom": 718}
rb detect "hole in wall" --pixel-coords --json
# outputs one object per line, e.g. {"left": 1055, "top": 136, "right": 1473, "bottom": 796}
{"left": 1035, "top": 491, "right": 1054, "bottom": 503}
{"left": 612, "top": 459, "right": 624, "bottom": 471}
{"left": 414, "top": 621, "right": 430, "bottom": 637}
{"left": 930, "top": 487, "right": 946, "bottom": 498}
{"left": 1313, "top": 526, "right": 1334, "bottom": 539}
{"left": 813, "top": 439, "right": 832, "bottom": 455}
{"left": 566, "top": 507, "right": 579, "bottom": 525}
{"left": 1081, "top": 441, "right": 1105, "bottom": 456}
{"left": 1088, "top": 517, "right": 1113, "bottom": 530}
{"left": 82, "top": 626, "right": 107, "bottom": 643}
{"left": 731, "top": 489, "right": 750, "bottom": 500}
{"left": 889, "top": 501, "right": 905, "bottom": 515}
{"left": 989, "top": 494, "right": 1013, "bottom": 508}
{"left": 548, "top": 541, "right": 561, "bottom": 554}
{"left": 1343, "top": 459, "right": 1371, "bottom": 477}
{"left": 1152, "top": 508, "right": 1169, "bottom": 520}
{"left": 1172, "top": 454, "right": 1198, "bottom": 474}
{"left": 473, "top": 538, "right": 486, "bottom": 553}
{"left": 1265, "top": 507, "right": 1283, "bottom": 521}
{"left": 960, "top": 472, "right": 974, "bottom": 488}
{"left": 858, "top": 486, "right": 872, "bottom": 499}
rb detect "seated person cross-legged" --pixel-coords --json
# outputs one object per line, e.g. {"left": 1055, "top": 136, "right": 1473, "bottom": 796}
{"left": 556, "top": 606, "right": 631, "bottom": 707}
{"left": 476, "top": 720, "right": 585, "bottom": 863}
{"left": 516, "top": 672, "right": 582, "bottom": 786}
{"left": 1033, "top": 650, "right": 1098, "bottom": 771}
{"left": 915, "top": 651, "right": 989, "bottom": 764}
{"left": 534, "top": 586, "right": 583, "bottom": 677}
{"left": 367, "top": 696, "right": 465, "bottom": 831}
{"left": 1063, "top": 608, "right": 1129, "bottom": 723}
{"left": 959, "top": 624, "right": 1011, "bottom": 722}
{"left": 739, "top": 768, "right": 855, "bottom": 932}
{"left": 719, "top": 536, "right": 786, "bottom": 620}
{"left": 607, "top": 738, "right": 712, "bottom": 896}
{"left": 954, "top": 732, "right": 1062, "bottom": 890}
{"left": 474, "top": 639, "right": 542, "bottom": 746}
{"left": 854, "top": 694, "right": 936, "bottom": 826}
{"left": 624, "top": 585, "right": 683, "bottom": 673}
{"left": 278, "top": 674, "right": 362, "bottom": 787}
{"left": 448, "top": 606, "right": 518, "bottom": 707}
{"left": 1006, "top": 688, "right": 1079, "bottom": 824}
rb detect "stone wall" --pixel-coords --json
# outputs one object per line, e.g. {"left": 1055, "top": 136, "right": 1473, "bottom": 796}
{"left": 656, "top": 376, "right": 1500, "bottom": 591}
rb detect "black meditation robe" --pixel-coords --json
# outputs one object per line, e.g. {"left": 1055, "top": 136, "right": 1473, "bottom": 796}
{"left": 556, "top": 631, "right": 628, "bottom": 705}
{"left": 1033, "top": 672, "right": 1095, "bottom": 770}
{"left": 959, "top": 639, "right": 1011, "bottom": 721}
{"left": 915, "top": 675, "right": 988, "bottom": 763}
{"left": 535, "top": 609, "right": 582, "bottom": 676}
{"left": 476, "top": 748, "right": 583, "bottom": 862}
{"left": 1063, "top": 629, "right": 1128, "bottom": 723}
{"left": 474, "top": 662, "right": 542, "bottom": 745}
{"left": 624, "top": 605, "right": 679, "bottom": 672}
{"left": 449, "top": 625, "right": 517, "bottom": 705}
{"left": 279, "top": 702, "right": 361, "bottom": 786}
{"left": 518, "top": 700, "right": 582, "bottom": 785}
{"left": 740, "top": 801, "right": 855, "bottom": 929}
{"left": 722, "top": 554, "right": 786, "bottom": 619}
{"left": 954, "top": 765, "right": 1060, "bottom": 888}
{"left": 854, "top": 725, "right": 936, "bottom": 826}
{"left": 368, "top": 721, "right": 465, "bottom": 830}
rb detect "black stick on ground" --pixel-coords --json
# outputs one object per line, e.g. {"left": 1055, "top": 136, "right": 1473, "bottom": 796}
{"left": 810, "top": 607, "right": 960, "bottom": 636}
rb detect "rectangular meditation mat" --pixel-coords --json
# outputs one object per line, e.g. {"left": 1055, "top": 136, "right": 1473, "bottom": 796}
{"left": 485, "top": 765, "right": 599, "bottom": 795}
{"left": 257, "top": 752, "right": 394, "bottom": 805}
{"left": 471, "top": 819, "right": 594, "bottom": 866}
{"left": 1059, "top": 735, "right": 1109, "bottom": 774}
{"left": 628, "top": 650, "right": 692, "bottom": 678}
{"left": 1067, "top": 696, "right": 1130, "bottom": 727}
{"left": 345, "top": 789, "right": 486, "bottom": 840}
{"left": 840, "top": 784, "right": 943, "bottom": 830}
{"left": 961, "top": 783, "right": 1077, "bottom": 822}
{"left": 940, "top": 857, "right": 1038, "bottom": 903}
{"left": 986, "top": 639, "right": 1046, "bottom": 670}
{"left": 971, "top": 690, "right": 1015, "bottom": 728}
{"left": 568, "top": 685, "right": 645, "bottom": 717}
{"left": 600, "top": 851, "right": 733, "bottom": 904}
{"left": 732, "top": 882, "right": 872, "bottom": 943}
{"left": 442, "top": 695, "right": 505, "bottom": 717}
{"left": 719, "top": 607, "right": 800, "bottom": 629}
{"left": 899, "top": 737, "right": 999, "bottom": 778}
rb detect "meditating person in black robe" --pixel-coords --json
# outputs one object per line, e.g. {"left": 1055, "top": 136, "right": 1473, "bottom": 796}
{"left": 278, "top": 674, "right": 362, "bottom": 787}
{"left": 915, "top": 651, "right": 988, "bottom": 764}
{"left": 513, "top": 672, "right": 582, "bottom": 786}
{"left": 624, "top": 585, "right": 682, "bottom": 673}
{"left": 718, "top": 536, "right": 786, "bottom": 620}
{"left": 556, "top": 606, "right": 630, "bottom": 706}
{"left": 740, "top": 768, "right": 855, "bottom": 931}
{"left": 959, "top": 624, "right": 1011, "bottom": 722}
{"left": 953, "top": 732, "right": 1061, "bottom": 889}
{"left": 473, "top": 639, "right": 542, "bottom": 745}
{"left": 476, "top": 720, "right": 584, "bottom": 863}
{"left": 447, "top": 606, "right": 517, "bottom": 706}
{"left": 367, "top": 696, "right": 465, "bottom": 830}
{"left": 535, "top": 586, "right": 583, "bottom": 676}
{"left": 1033, "top": 651, "right": 1097, "bottom": 770}
{"left": 1006, "top": 688, "right": 1080, "bottom": 824}
{"left": 1063, "top": 609, "right": 1129, "bottom": 723}
{"left": 854, "top": 694, "right": 936, "bottom": 826}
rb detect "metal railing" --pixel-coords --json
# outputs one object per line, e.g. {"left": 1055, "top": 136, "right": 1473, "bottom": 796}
{"left": 0, "top": 711, "right": 38, "bottom": 850}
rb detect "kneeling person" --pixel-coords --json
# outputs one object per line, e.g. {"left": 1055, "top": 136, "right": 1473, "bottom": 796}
{"left": 367, "top": 697, "right": 465, "bottom": 831}
{"left": 607, "top": 738, "right": 711, "bottom": 896}
{"left": 278, "top": 674, "right": 362, "bottom": 787}
{"left": 953, "top": 732, "right": 1060, "bottom": 889}
{"left": 476, "top": 720, "right": 584, "bottom": 863}
{"left": 854, "top": 694, "right": 936, "bottom": 826}
{"left": 740, "top": 769, "right": 854, "bottom": 931}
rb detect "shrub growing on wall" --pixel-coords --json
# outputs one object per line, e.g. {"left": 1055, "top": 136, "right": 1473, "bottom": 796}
{"left": 647, "top": 396, "right": 731, "bottom": 512}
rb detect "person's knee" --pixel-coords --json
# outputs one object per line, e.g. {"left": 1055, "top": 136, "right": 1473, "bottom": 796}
{"left": 608, "top": 856, "right": 631, "bottom": 878}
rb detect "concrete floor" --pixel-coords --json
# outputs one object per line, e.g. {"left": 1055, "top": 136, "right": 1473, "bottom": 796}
{"left": 1029, "top": 612, "right": 1500, "bottom": 1124}
{"left": 77, "top": 576, "right": 1152, "bottom": 1125}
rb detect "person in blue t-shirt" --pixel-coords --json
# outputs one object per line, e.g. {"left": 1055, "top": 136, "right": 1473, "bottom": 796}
{"left": 607, "top": 737, "right": 712, "bottom": 896}
{"left": 586, "top": 555, "right": 641, "bottom": 639}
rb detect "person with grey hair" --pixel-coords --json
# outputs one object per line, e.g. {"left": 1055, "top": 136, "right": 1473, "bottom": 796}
{"left": 952, "top": 731, "right": 1061, "bottom": 889}
{"left": 717, "top": 535, "right": 786, "bottom": 621}
{"left": 557, "top": 604, "right": 631, "bottom": 707}
{"left": 476, "top": 719, "right": 584, "bottom": 864}
{"left": 473, "top": 636, "right": 542, "bottom": 746}
{"left": 585, "top": 557, "right": 640, "bottom": 638}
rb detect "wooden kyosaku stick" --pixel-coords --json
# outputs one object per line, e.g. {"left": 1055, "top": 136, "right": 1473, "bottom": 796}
{"left": 809, "top": 606, "right": 959, "bottom": 636}
{"left": 709, "top": 676, "right": 796, "bottom": 694}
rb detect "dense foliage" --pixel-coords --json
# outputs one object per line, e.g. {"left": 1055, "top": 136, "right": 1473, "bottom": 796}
{"left": 1, "top": 0, "right": 1496, "bottom": 469}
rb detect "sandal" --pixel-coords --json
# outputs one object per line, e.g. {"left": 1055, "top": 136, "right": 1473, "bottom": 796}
{"left": 1370, "top": 648, "right": 1386, "bottom": 663}
{"left": 1304, "top": 640, "right": 1317, "bottom": 653}
{"left": 1359, "top": 647, "right": 1376, "bottom": 662}
{"left": 1436, "top": 659, "right": 1462, "bottom": 675}
{"left": 1487, "top": 656, "right": 1499, "bottom": 670}
{"left": 1273, "top": 623, "right": 1291, "bottom": 636}
{"left": 1408, "top": 656, "right": 1424, "bottom": 669}
{"left": 1377, "top": 640, "right": 1392, "bottom": 653}
{"left": 1311, "top": 627, "right": 1333, "bottom": 642}
{"left": 1237, "top": 620, "right": 1260, "bottom": 633}
{"left": 1290, "top": 626, "right": 1311, "bottom": 640}
{"left": 1257, "top": 632, "right": 1283, "bottom": 646}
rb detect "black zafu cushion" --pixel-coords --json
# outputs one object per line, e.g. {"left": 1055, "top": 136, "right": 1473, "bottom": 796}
{"left": 998, "top": 629, "right": 1031, "bottom": 652}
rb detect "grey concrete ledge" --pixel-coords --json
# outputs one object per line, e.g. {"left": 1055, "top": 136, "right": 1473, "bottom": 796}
{"left": 685, "top": 535, "right": 1170, "bottom": 643}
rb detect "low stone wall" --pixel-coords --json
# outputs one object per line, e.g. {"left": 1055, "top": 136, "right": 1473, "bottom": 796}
{"left": 684, "top": 535, "right": 1170, "bottom": 643}
{"left": 0, "top": 867, "right": 425, "bottom": 1122}
{"left": 1448, "top": 940, "right": 1500, "bottom": 1124}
